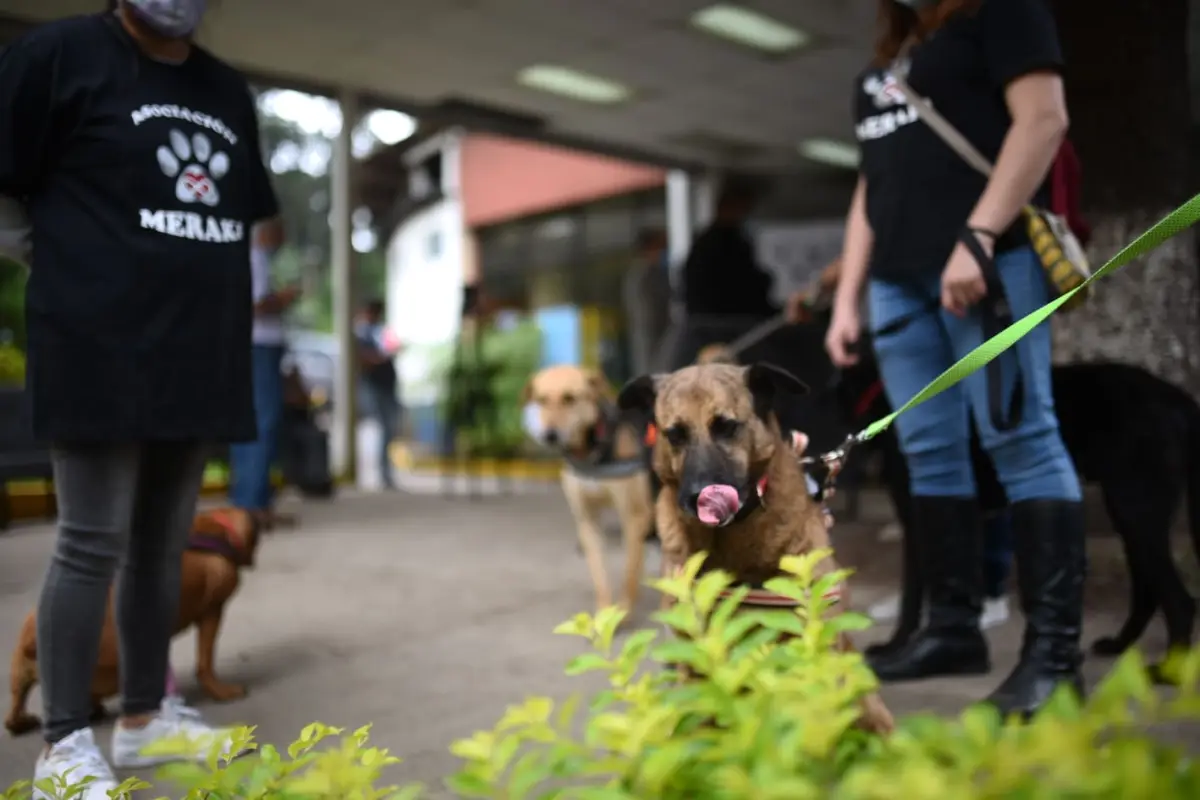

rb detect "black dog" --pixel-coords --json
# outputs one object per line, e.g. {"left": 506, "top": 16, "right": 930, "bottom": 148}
{"left": 832, "top": 355, "right": 1200, "bottom": 670}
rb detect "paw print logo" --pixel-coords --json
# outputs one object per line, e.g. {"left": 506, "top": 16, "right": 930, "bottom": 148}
{"left": 156, "top": 129, "right": 230, "bottom": 207}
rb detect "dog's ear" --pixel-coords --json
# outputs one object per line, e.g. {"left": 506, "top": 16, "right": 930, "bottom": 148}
{"left": 745, "top": 363, "right": 809, "bottom": 420}
{"left": 584, "top": 368, "right": 615, "bottom": 402}
{"left": 617, "top": 374, "right": 662, "bottom": 416}
{"left": 522, "top": 376, "right": 536, "bottom": 404}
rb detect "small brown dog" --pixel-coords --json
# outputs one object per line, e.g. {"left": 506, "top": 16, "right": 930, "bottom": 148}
{"left": 618, "top": 362, "right": 894, "bottom": 734}
{"left": 525, "top": 365, "right": 654, "bottom": 615}
{"left": 5, "top": 507, "right": 261, "bottom": 736}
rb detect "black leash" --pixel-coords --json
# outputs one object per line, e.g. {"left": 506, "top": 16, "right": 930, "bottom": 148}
{"left": 868, "top": 232, "right": 1024, "bottom": 433}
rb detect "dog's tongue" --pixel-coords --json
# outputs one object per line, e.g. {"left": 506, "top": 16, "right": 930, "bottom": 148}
{"left": 697, "top": 484, "right": 741, "bottom": 526}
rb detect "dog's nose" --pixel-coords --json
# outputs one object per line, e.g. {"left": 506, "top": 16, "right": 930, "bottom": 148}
{"left": 543, "top": 430, "right": 559, "bottom": 445}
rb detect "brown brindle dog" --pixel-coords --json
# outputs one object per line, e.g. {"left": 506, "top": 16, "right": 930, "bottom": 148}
{"left": 618, "top": 362, "right": 894, "bottom": 734}
{"left": 5, "top": 507, "right": 261, "bottom": 736}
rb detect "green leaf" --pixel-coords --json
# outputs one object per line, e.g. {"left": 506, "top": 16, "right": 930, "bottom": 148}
{"left": 825, "top": 610, "right": 873, "bottom": 634}
{"left": 555, "top": 693, "right": 582, "bottom": 730}
{"left": 507, "top": 750, "right": 549, "bottom": 800}
{"left": 959, "top": 702, "right": 1001, "bottom": 747}
{"left": 565, "top": 652, "right": 611, "bottom": 676}
{"left": 651, "top": 639, "right": 707, "bottom": 669}
{"left": 618, "top": 628, "right": 658, "bottom": 667}
{"left": 692, "top": 569, "right": 734, "bottom": 615}
{"left": 444, "top": 771, "right": 494, "bottom": 798}
{"left": 594, "top": 606, "right": 628, "bottom": 652}
{"left": 652, "top": 602, "right": 702, "bottom": 637}
{"left": 449, "top": 731, "right": 495, "bottom": 762}
{"left": 554, "top": 612, "right": 595, "bottom": 638}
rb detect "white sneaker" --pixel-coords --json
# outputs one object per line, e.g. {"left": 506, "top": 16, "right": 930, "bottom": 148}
{"left": 980, "top": 595, "right": 1011, "bottom": 630}
{"left": 868, "top": 592, "right": 901, "bottom": 622}
{"left": 33, "top": 728, "right": 117, "bottom": 800}
{"left": 110, "top": 696, "right": 237, "bottom": 768}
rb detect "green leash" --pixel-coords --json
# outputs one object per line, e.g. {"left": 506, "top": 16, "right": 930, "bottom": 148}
{"left": 854, "top": 193, "right": 1200, "bottom": 443}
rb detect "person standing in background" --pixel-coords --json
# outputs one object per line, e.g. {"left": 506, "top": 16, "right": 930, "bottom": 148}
{"left": 670, "top": 181, "right": 778, "bottom": 369}
{"left": 228, "top": 228, "right": 299, "bottom": 529}
{"left": 355, "top": 298, "right": 402, "bottom": 490}
{"left": 622, "top": 227, "right": 671, "bottom": 376}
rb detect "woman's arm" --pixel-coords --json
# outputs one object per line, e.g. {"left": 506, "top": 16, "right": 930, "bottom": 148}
{"left": 966, "top": 72, "right": 1069, "bottom": 234}
{"left": 0, "top": 28, "right": 62, "bottom": 264}
{"left": 832, "top": 175, "right": 874, "bottom": 312}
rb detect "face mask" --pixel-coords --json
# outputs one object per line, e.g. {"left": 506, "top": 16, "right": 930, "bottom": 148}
{"left": 521, "top": 403, "right": 544, "bottom": 442}
{"left": 123, "top": 0, "right": 208, "bottom": 39}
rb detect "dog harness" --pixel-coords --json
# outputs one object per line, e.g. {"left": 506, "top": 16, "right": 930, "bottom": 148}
{"left": 717, "top": 584, "right": 843, "bottom": 608}
{"left": 674, "top": 564, "right": 843, "bottom": 608}
{"left": 186, "top": 510, "right": 244, "bottom": 564}
{"left": 563, "top": 404, "right": 647, "bottom": 480}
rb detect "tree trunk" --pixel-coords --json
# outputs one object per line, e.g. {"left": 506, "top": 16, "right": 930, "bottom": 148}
{"left": 1049, "top": 0, "right": 1199, "bottom": 395}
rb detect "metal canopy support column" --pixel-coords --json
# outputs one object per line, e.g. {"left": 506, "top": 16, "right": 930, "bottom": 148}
{"left": 691, "top": 171, "right": 719, "bottom": 232}
{"left": 665, "top": 170, "right": 692, "bottom": 297}
{"left": 331, "top": 90, "right": 358, "bottom": 482}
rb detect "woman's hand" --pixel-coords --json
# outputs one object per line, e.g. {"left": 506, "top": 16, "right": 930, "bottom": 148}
{"left": 824, "top": 302, "right": 861, "bottom": 367}
{"left": 940, "top": 236, "right": 992, "bottom": 317}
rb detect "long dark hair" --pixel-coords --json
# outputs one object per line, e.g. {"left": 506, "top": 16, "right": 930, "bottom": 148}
{"left": 873, "top": 0, "right": 980, "bottom": 65}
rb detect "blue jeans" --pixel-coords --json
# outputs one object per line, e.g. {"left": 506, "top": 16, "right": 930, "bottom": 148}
{"left": 229, "top": 344, "right": 285, "bottom": 511}
{"left": 867, "top": 246, "right": 1080, "bottom": 503}
{"left": 360, "top": 381, "right": 400, "bottom": 488}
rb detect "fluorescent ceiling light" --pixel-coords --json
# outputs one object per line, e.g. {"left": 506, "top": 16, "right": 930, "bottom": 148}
{"left": 798, "top": 138, "right": 860, "bottom": 170}
{"left": 516, "top": 65, "right": 631, "bottom": 104}
{"left": 690, "top": 4, "right": 809, "bottom": 55}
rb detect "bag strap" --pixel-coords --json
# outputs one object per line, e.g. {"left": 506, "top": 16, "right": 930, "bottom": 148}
{"left": 889, "top": 71, "right": 995, "bottom": 179}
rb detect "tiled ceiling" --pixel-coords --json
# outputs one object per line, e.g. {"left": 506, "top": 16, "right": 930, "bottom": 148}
{"left": 1, "top": 0, "right": 878, "bottom": 171}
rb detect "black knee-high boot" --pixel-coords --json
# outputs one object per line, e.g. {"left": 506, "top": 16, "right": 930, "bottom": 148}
{"left": 867, "top": 496, "right": 991, "bottom": 681}
{"left": 865, "top": 513, "right": 924, "bottom": 658}
{"left": 985, "top": 499, "right": 1085, "bottom": 717}
{"left": 866, "top": 439, "right": 923, "bottom": 659}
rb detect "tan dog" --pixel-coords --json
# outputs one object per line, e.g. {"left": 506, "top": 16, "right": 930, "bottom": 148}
{"left": 525, "top": 365, "right": 654, "bottom": 615}
{"left": 617, "top": 362, "right": 894, "bottom": 734}
{"left": 5, "top": 508, "right": 261, "bottom": 736}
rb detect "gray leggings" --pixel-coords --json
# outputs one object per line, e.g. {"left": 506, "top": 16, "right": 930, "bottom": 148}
{"left": 39, "top": 442, "right": 206, "bottom": 744}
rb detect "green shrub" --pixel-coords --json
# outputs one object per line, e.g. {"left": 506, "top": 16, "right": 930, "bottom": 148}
{"left": 437, "top": 320, "right": 542, "bottom": 458}
{"left": 0, "top": 342, "right": 24, "bottom": 386}
{"left": 8, "top": 551, "right": 1200, "bottom": 799}
{"left": 2, "top": 723, "right": 423, "bottom": 800}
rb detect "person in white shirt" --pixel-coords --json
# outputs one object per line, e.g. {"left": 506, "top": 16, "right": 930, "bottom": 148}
{"left": 228, "top": 228, "right": 298, "bottom": 525}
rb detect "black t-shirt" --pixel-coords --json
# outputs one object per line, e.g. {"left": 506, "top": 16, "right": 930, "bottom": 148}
{"left": 0, "top": 14, "right": 279, "bottom": 442}
{"left": 854, "top": 0, "right": 1063, "bottom": 281}
{"left": 355, "top": 323, "right": 398, "bottom": 395}
{"left": 682, "top": 222, "right": 777, "bottom": 318}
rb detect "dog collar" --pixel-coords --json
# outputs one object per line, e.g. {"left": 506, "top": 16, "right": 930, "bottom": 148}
{"left": 564, "top": 405, "right": 645, "bottom": 479}
{"left": 186, "top": 534, "right": 244, "bottom": 564}
{"left": 187, "top": 511, "right": 248, "bottom": 565}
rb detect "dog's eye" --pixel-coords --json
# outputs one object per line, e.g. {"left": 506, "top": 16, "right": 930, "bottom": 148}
{"left": 561, "top": 393, "right": 575, "bottom": 405}
{"left": 710, "top": 416, "right": 742, "bottom": 440}
{"left": 663, "top": 424, "right": 689, "bottom": 447}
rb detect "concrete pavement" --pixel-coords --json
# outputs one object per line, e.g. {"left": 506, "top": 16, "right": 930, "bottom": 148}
{"left": 0, "top": 488, "right": 1196, "bottom": 795}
